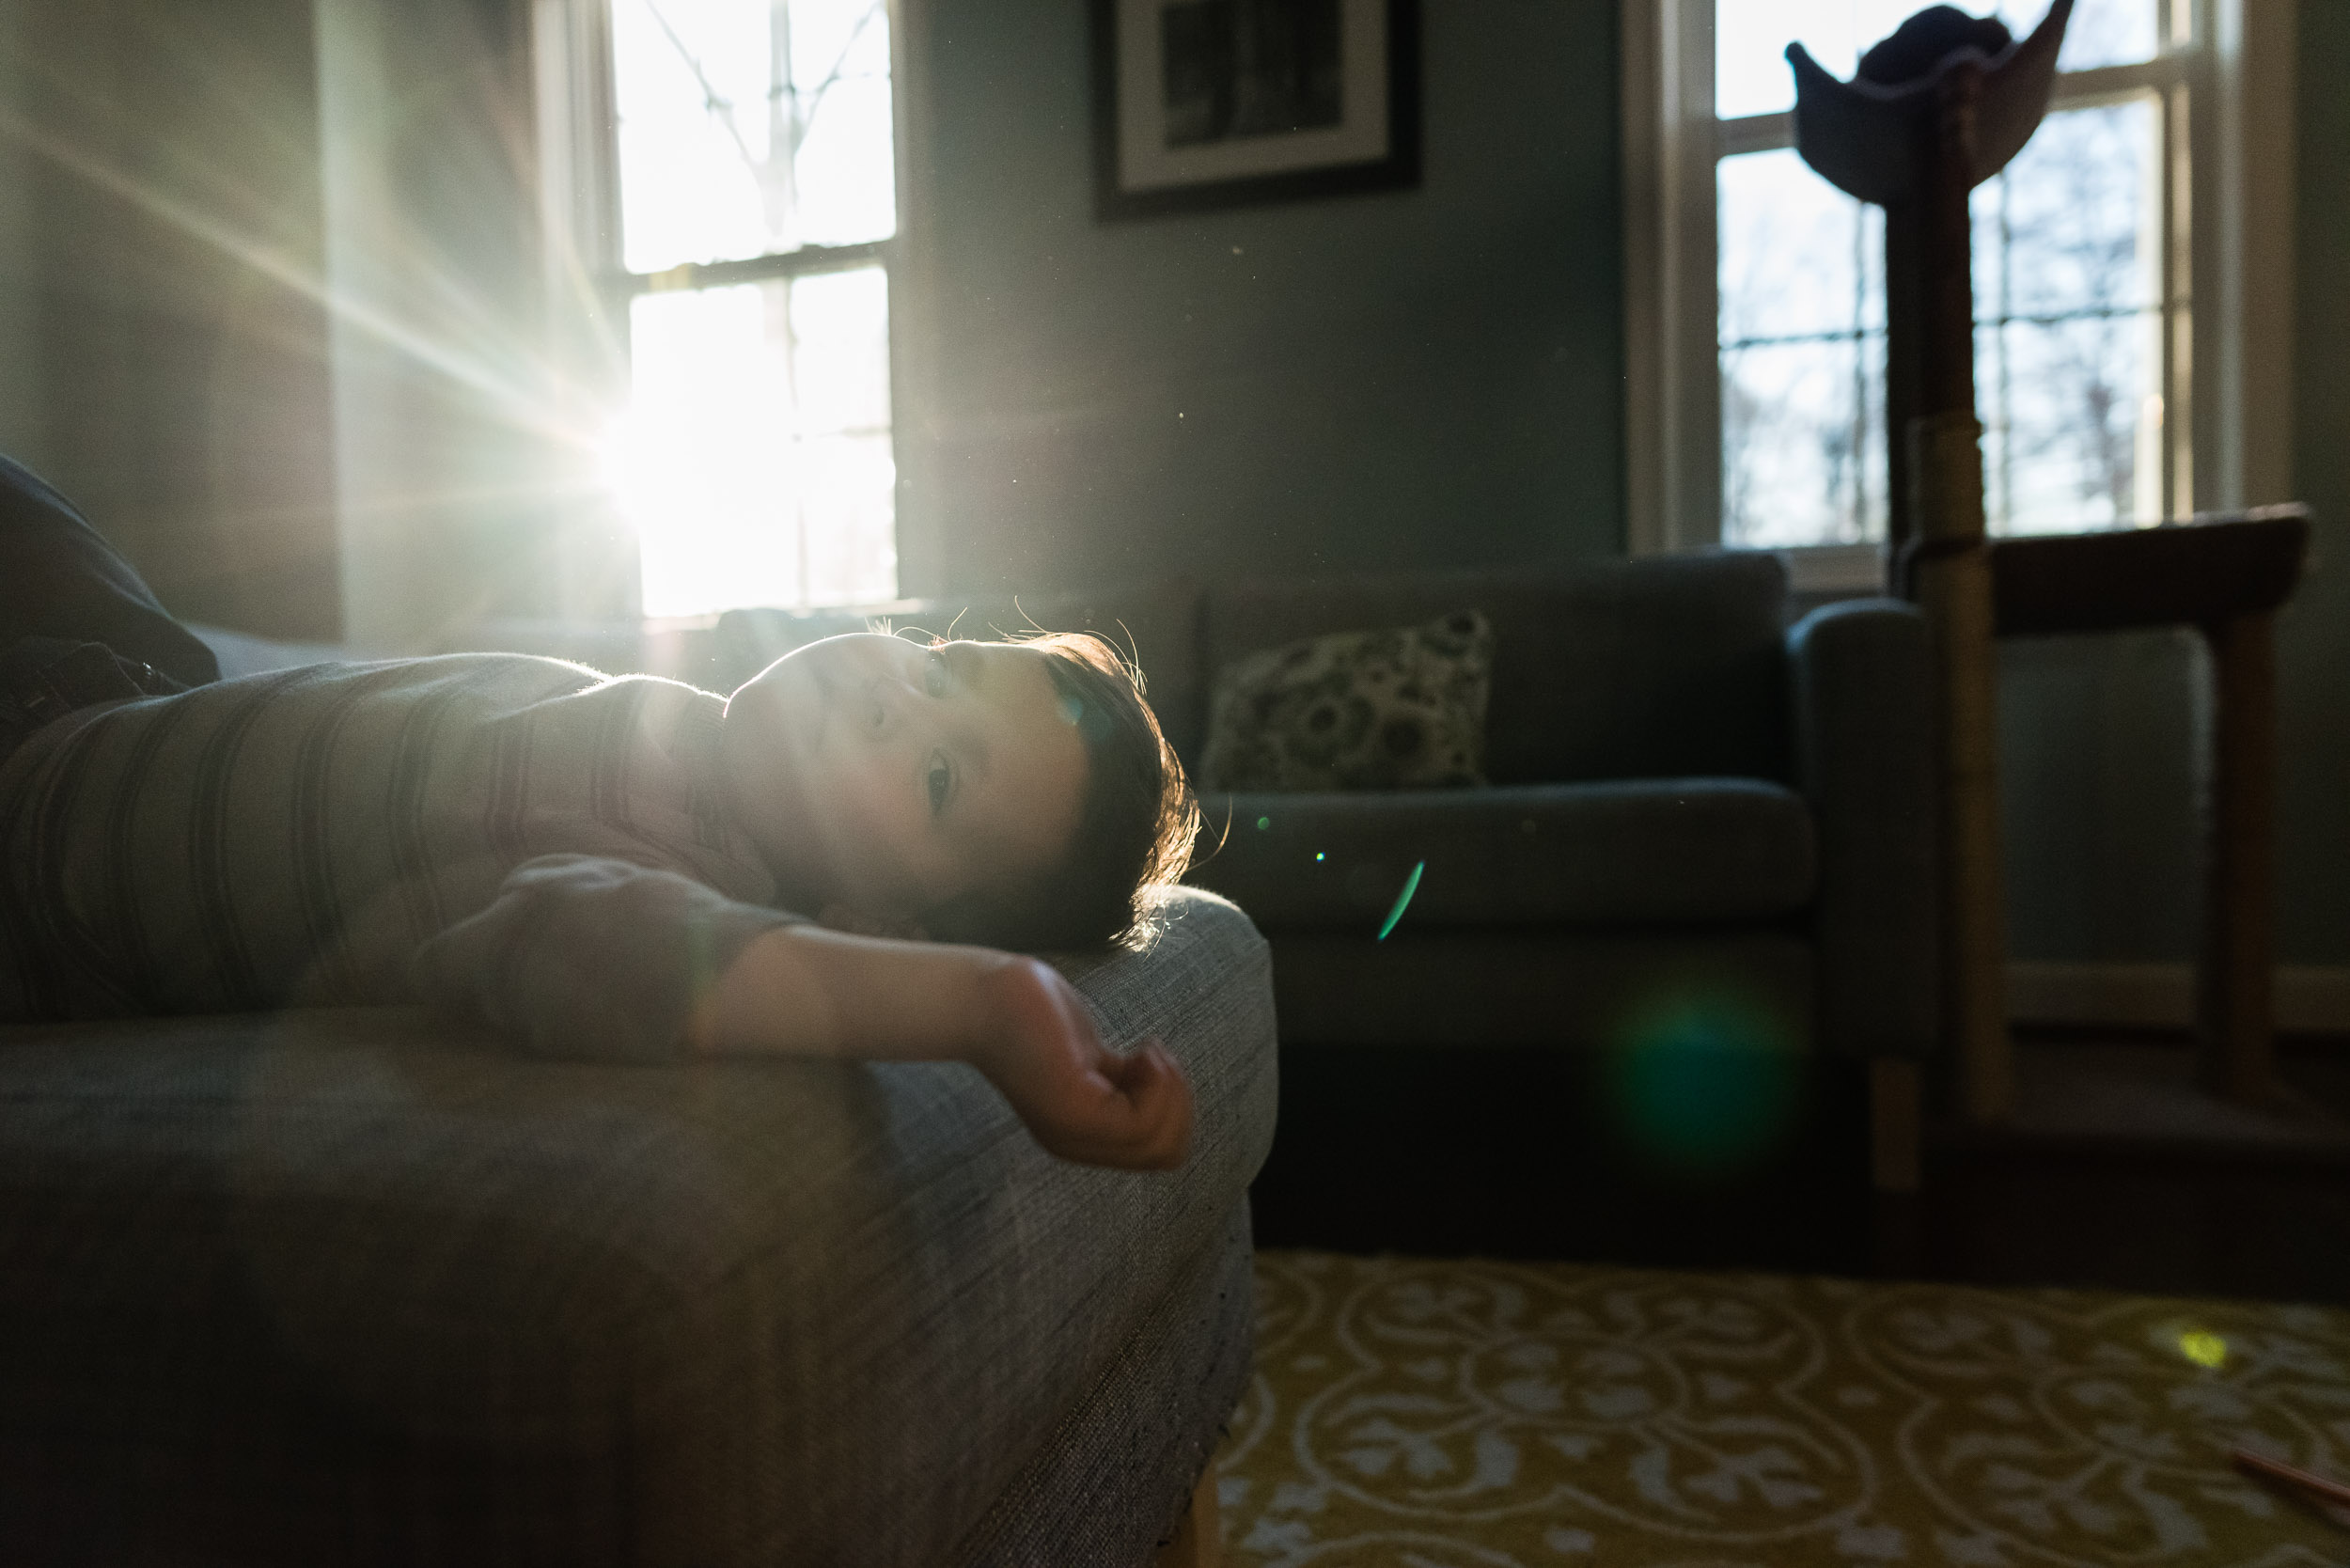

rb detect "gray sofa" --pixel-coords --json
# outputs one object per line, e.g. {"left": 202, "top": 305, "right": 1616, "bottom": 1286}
{"left": 710, "top": 553, "right": 1935, "bottom": 1198}
{"left": 0, "top": 864, "right": 1277, "bottom": 1563}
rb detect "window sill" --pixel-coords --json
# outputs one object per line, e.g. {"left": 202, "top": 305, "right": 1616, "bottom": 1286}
{"left": 1774, "top": 542, "right": 1888, "bottom": 598}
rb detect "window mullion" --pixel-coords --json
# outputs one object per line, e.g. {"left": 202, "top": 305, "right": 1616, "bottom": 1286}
{"left": 1716, "top": 111, "right": 1790, "bottom": 158}
{"left": 2049, "top": 55, "right": 2186, "bottom": 108}
{"left": 1666, "top": 0, "right": 1720, "bottom": 552}
{"left": 619, "top": 236, "right": 894, "bottom": 297}
{"left": 2169, "top": 68, "right": 2200, "bottom": 518}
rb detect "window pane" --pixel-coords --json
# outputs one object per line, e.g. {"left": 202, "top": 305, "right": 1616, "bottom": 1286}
{"left": 609, "top": 269, "right": 897, "bottom": 617}
{"left": 1720, "top": 148, "right": 1883, "bottom": 342}
{"left": 610, "top": 0, "right": 896, "bottom": 273}
{"left": 1716, "top": 0, "right": 2160, "bottom": 121}
{"left": 1719, "top": 148, "right": 1887, "bottom": 545}
{"left": 1977, "top": 98, "right": 2159, "bottom": 531}
{"left": 1975, "top": 98, "right": 2156, "bottom": 320}
{"left": 2046, "top": 0, "right": 2162, "bottom": 72}
{"left": 1723, "top": 337, "right": 1888, "bottom": 547}
{"left": 1981, "top": 315, "right": 2153, "bottom": 533}
{"left": 787, "top": 266, "right": 894, "bottom": 433}
{"left": 1716, "top": 101, "right": 2159, "bottom": 544}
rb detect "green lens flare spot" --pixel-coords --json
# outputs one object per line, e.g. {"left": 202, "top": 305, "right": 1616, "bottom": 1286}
{"left": 1376, "top": 861, "right": 1425, "bottom": 941}
{"left": 2178, "top": 1330, "right": 2227, "bottom": 1369}
{"left": 1256, "top": 815, "right": 1270, "bottom": 831}
{"left": 1605, "top": 988, "right": 1799, "bottom": 1176}
{"left": 1314, "top": 851, "right": 1326, "bottom": 862}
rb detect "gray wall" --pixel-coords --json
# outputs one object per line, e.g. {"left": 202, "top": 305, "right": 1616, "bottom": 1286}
{"left": 900, "top": 0, "right": 1625, "bottom": 596}
{"left": 0, "top": 4, "right": 44, "bottom": 471}
{"left": 2276, "top": 0, "right": 2350, "bottom": 971}
{"left": 0, "top": 0, "right": 559, "bottom": 650}
{"left": 316, "top": 0, "right": 573, "bottom": 652}
{"left": 0, "top": 0, "right": 340, "bottom": 640}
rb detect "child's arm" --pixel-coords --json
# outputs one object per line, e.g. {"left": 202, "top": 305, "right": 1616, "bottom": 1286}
{"left": 692, "top": 926, "right": 1193, "bottom": 1171}
{"left": 412, "top": 854, "right": 1193, "bottom": 1171}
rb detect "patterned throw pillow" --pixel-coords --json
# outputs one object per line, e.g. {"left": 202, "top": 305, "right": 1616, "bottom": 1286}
{"left": 1199, "top": 610, "right": 1495, "bottom": 792}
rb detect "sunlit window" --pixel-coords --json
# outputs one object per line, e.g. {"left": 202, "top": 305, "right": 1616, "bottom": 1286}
{"left": 603, "top": 0, "right": 897, "bottom": 618}
{"left": 1706, "top": 0, "right": 2177, "bottom": 547}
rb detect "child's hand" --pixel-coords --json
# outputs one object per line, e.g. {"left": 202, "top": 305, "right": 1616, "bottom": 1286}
{"left": 686, "top": 923, "right": 1194, "bottom": 1169}
{"left": 972, "top": 957, "right": 1195, "bottom": 1170}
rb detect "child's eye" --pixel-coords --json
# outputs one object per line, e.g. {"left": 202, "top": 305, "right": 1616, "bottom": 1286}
{"left": 927, "top": 753, "right": 953, "bottom": 815}
{"left": 923, "top": 650, "right": 949, "bottom": 698}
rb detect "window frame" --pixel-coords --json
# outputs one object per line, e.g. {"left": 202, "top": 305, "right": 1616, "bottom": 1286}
{"left": 1620, "top": 0, "right": 2300, "bottom": 588}
{"left": 530, "top": 0, "right": 920, "bottom": 620}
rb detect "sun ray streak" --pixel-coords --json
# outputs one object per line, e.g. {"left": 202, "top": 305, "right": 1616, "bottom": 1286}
{"left": 0, "top": 101, "right": 600, "bottom": 455}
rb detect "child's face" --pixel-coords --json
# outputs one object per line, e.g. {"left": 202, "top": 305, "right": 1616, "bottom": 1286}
{"left": 719, "top": 634, "right": 1089, "bottom": 931}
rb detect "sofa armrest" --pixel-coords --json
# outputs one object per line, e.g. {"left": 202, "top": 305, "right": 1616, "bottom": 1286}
{"left": 0, "top": 890, "right": 1277, "bottom": 1565}
{"left": 1787, "top": 599, "right": 1936, "bottom": 1061}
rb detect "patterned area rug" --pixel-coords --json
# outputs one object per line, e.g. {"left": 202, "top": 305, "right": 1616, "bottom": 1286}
{"left": 1214, "top": 1251, "right": 2350, "bottom": 1567}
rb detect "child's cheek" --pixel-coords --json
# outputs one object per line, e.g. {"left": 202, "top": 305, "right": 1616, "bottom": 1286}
{"left": 827, "top": 755, "right": 904, "bottom": 850}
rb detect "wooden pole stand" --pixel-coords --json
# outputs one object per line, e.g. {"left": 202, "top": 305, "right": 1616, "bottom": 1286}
{"left": 1908, "top": 411, "right": 2012, "bottom": 1123}
{"left": 1153, "top": 1459, "right": 1223, "bottom": 1568}
{"left": 2197, "top": 610, "right": 2278, "bottom": 1103}
{"left": 1790, "top": 6, "right": 2085, "bottom": 1135}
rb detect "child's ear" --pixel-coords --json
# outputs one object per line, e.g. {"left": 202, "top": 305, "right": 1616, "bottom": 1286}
{"left": 817, "top": 902, "right": 930, "bottom": 942}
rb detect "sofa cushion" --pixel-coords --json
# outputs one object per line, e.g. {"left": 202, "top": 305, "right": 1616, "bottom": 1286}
{"left": 0, "top": 887, "right": 1275, "bottom": 1567}
{"left": 1261, "top": 928, "right": 1815, "bottom": 1050}
{"left": 1199, "top": 609, "right": 1495, "bottom": 792}
{"left": 1187, "top": 779, "right": 1816, "bottom": 930}
{"left": 1203, "top": 554, "right": 1793, "bottom": 786}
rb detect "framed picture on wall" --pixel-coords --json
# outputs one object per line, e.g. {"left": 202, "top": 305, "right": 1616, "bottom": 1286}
{"left": 1091, "top": 0, "right": 1420, "bottom": 221}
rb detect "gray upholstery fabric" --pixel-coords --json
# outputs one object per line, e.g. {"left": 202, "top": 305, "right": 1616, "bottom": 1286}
{"left": 1787, "top": 600, "right": 1937, "bottom": 1060}
{"left": 0, "top": 886, "right": 1276, "bottom": 1566}
{"left": 1202, "top": 555, "right": 1794, "bottom": 786}
{"left": 1262, "top": 929, "right": 1814, "bottom": 1051}
{"left": 948, "top": 1205, "right": 1254, "bottom": 1568}
{"left": 1191, "top": 780, "right": 1816, "bottom": 931}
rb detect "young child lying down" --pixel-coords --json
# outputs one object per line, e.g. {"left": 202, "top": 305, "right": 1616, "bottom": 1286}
{"left": 0, "top": 455, "right": 1199, "bottom": 1171}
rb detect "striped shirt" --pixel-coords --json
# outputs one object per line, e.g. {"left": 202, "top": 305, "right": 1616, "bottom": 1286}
{"left": 0, "top": 655, "right": 793, "bottom": 1053}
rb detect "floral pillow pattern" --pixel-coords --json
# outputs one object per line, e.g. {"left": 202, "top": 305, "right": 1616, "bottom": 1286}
{"left": 1199, "top": 610, "right": 1494, "bottom": 792}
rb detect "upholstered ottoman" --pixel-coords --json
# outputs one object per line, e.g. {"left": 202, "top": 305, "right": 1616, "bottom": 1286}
{"left": 0, "top": 888, "right": 1276, "bottom": 1566}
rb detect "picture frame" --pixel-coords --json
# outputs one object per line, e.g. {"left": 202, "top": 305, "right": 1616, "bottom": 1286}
{"left": 1090, "top": 0, "right": 1421, "bottom": 222}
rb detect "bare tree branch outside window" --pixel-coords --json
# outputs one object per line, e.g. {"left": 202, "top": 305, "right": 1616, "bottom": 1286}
{"left": 1712, "top": 0, "right": 2165, "bottom": 548}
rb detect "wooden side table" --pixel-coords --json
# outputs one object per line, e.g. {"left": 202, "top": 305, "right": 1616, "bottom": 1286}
{"left": 1983, "top": 507, "right": 2311, "bottom": 1104}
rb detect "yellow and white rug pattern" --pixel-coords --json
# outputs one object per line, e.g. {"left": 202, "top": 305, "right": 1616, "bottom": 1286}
{"left": 1214, "top": 1252, "right": 2350, "bottom": 1567}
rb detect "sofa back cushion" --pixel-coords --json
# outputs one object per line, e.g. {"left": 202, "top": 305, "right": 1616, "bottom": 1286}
{"left": 1202, "top": 554, "right": 1791, "bottom": 785}
{"left": 709, "top": 552, "right": 1790, "bottom": 785}
{"left": 714, "top": 579, "right": 1210, "bottom": 760}
{"left": 1198, "top": 609, "right": 1496, "bottom": 792}
{"left": 1191, "top": 778, "right": 1816, "bottom": 930}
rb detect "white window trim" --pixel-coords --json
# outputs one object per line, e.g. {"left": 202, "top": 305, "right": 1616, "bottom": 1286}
{"left": 530, "top": 0, "right": 623, "bottom": 622}
{"left": 1621, "top": 0, "right": 2299, "bottom": 590}
{"left": 527, "top": 0, "right": 926, "bottom": 621}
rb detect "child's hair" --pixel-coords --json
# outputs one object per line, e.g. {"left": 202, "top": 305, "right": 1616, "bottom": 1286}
{"left": 924, "top": 631, "right": 1198, "bottom": 951}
